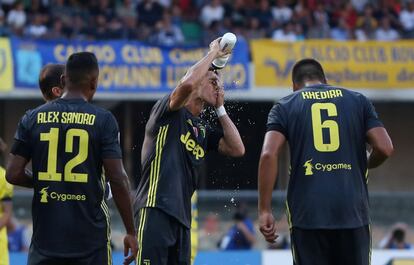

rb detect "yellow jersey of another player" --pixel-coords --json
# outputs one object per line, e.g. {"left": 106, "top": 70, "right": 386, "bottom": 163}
{"left": 0, "top": 166, "right": 13, "bottom": 265}
{"left": 191, "top": 191, "right": 198, "bottom": 265}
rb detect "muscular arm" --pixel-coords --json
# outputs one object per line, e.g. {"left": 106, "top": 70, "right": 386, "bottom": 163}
{"left": 0, "top": 201, "right": 12, "bottom": 230}
{"left": 169, "top": 39, "right": 225, "bottom": 111}
{"left": 217, "top": 115, "right": 245, "bottom": 157}
{"left": 258, "top": 131, "right": 286, "bottom": 243}
{"left": 103, "top": 158, "right": 137, "bottom": 264}
{"left": 366, "top": 127, "right": 393, "bottom": 169}
{"left": 103, "top": 159, "right": 135, "bottom": 235}
{"left": 6, "top": 154, "right": 33, "bottom": 188}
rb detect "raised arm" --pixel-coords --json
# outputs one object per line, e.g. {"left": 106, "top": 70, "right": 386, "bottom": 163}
{"left": 103, "top": 158, "right": 137, "bottom": 265}
{"left": 214, "top": 83, "right": 244, "bottom": 157}
{"left": 169, "top": 38, "right": 226, "bottom": 111}
{"left": 367, "top": 127, "right": 393, "bottom": 169}
{"left": 258, "top": 131, "right": 286, "bottom": 243}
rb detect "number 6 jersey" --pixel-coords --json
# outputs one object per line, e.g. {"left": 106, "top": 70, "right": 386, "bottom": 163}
{"left": 11, "top": 98, "right": 122, "bottom": 257}
{"left": 267, "top": 84, "right": 383, "bottom": 229}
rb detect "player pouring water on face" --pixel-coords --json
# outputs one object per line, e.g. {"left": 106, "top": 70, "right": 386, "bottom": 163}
{"left": 134, "top": 37, "right": 245, "bottom": 265}
{"left": 258, "top": 58, "right": 393, "bottom": 265}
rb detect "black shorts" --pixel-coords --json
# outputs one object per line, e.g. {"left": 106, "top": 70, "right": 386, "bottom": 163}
{"left": 27, "top": 243, "right": 112, "bottom": 265}
{"left": 135, "top": 207, "right": 190, "bottom": 265}
{"left": 290, "top": 225, "right": 371, "bottom": 265}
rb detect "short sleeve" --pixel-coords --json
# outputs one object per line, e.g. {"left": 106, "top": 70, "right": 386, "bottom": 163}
{"left": 0, "top": 167, "right": 13, "bottom": 201}
{"left": 11, "top": 111, "right": 32, "bottom": 159}
{"left": 151, "top": 94, "right": 172, "bottom": 122}
{"left": 101, "top": 112, "right": 122, "bottom": 159}
{"left": 207, "top": 125, "right": 224, "bottom": 152}
{"left": 266, "top": 103, "right": 288, "bottom": 136}
{"left": 361, "top": 95, "right": 383, "bottom": 131}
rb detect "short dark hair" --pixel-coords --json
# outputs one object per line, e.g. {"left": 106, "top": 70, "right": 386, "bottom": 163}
{"left": 65, "top": 52, "right": 99, "bottom": 85}
{"left": 39, "top": 63, "right": 65, "bottom": 101}
{"left": 292, "top": 58, "right": 326, "bottom": 85}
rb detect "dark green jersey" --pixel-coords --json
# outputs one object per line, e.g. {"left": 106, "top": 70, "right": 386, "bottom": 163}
{"left": 267, "top": 85, "right": 383, "bottom": 229}
{"left": 134, "top": 95, "right": 223, "bottom": 228}
{"left": 11, "top": 98, "right": 121, "bottom": 257}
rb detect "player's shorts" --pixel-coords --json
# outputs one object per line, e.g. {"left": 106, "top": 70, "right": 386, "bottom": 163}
{"left": 135, "top": 207, "right": 191, "bottom": 265}
{"left": 290, "top": 225, "right": 371, "bottom": 265}
{"left": 27, "top": 243, "right": 112, "bottom": 265}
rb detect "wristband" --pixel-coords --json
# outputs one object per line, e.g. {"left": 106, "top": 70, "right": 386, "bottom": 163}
{"left": 215, "top": 105, "right": 227, "bottom": 117}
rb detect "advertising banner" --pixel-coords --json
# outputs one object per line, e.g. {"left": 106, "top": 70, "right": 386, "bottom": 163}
{"left": 251, "top": 40, "right": 414, "bottom": 89}
{"left": 11, "top": 38, "right": 249, "bottom": 93}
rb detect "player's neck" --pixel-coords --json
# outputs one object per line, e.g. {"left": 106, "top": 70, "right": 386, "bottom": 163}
{"left": 185, "top": 98, "right": 204, "bottom": 117}
{"left": 303, "top": 80, "right": 323, "bottom": 87}
{"left": 61, "top": 90, "right": 88, "bottom": 101}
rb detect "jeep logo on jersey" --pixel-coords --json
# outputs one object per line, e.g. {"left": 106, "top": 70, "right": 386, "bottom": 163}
{"left": 180, "top": 131, "right": 205, "bottom": 160}
{"left": 304, "top": 158, "right": 352, "bottom": 175}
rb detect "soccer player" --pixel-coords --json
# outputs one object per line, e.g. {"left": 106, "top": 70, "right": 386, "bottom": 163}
{"left": 38, "top": 63, "right": 65, "bottom": 101}
{"left": 38, "top": 63, "right": 113, "bottom": 200}
{"left": 6, "top": 52, "right": 138, "bottom": 265}
{"left": 134, "top": 38, "right": 245, "bottom": 265}
{"left": 258, "top": 58, "right": 394, "bottom": 265}
{"left": 0, "top": 139, "right": 13, "bottom": 265}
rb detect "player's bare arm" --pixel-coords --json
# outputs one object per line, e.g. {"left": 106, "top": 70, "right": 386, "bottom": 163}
{"left": 103, "top": 158, "right": 138, "bottom": 265}
{"left": 169, "top": 38, "right": 227, "bottom": 111}
{"left": 0, "top": 200, "right": 11, "bottom": 230}
{"left": 367, "top": 127, "right": 394, "bottom": 169}
{"left": 258, "top": 131, "right": 286, "bottom": 243}
{"left": 6, "top": 154, "right": 33, "bottom": 188}
{"left": 215, "top": 82, "right": 245, "bottom": 157}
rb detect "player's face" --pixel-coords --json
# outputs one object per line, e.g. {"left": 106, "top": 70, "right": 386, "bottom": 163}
{"left": 199, "top": 71, "right": 219, "bottom": 106}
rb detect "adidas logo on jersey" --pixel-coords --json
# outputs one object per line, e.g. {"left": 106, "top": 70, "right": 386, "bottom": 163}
{"left": 180, "top": 131, "right": 205, "bottom": 160}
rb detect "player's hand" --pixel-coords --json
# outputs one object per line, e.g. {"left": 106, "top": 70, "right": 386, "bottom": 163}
{"left": 214, "top": 79, "right": 225, "bottom": 108}
{"left": 259, "top": 211, "right": 278, "bottom": 243}
{"left": 209, "top": 38, "right": 230, "bottom": 58}
{"left": 123, "top": 234, "right": 138, "bottom": 265}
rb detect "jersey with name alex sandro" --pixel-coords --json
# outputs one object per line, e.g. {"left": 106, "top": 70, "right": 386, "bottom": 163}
{"left": 11, "top": 98, "right": 121, "bottom": 257}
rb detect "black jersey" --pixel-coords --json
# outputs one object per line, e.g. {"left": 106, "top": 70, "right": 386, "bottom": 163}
{"left": 134, "top": 95, "right": 223, "bottom": 228}
{"left": 267, "top": 85, "right": 383, "bottom": 229}
{"left": 11, "top": 98, "right": 122, "bottom": 257}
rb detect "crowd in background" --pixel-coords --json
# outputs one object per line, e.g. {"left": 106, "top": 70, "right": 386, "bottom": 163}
{"left": 0, "top": 0, "right": 413, "bottom": 46}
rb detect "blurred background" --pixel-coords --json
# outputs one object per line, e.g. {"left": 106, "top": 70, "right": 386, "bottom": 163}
{"left": 0, "top": 0, "right": 414, "bottom": 264}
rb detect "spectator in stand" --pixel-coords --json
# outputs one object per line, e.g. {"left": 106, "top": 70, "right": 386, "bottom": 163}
{"left": 307, "top": 7, "right": 330, "bottom": 39}
{"left": 50, "top": 0, "right": 73, "bottom": 26}
{"left": 379, "top": 223, "right": 412, "bottom": 249}
{"left": 219, "top": 204, "right": 255, "bottom": 250}
{"left": 200, "top": 0, "right": 225, "bottom": 27}
{"left": 355, "top": 4, "right": 378, "bottom": 39}
{"left": 25, "top": 14, "right": 47, "bottom": 38}
{"left": 224, "top": 0, "right": 247, "bottom": 30}
{"left": 245, "top": 17, "right": 267, "bottom": 40}
{"left": 251, "top": 0, "right": 273, "bottom": 29}
{"left": 272, "top": 0, "right": 293, "bottom": 24}
{"left": 272, "top": 22, "right": 298, "bottom": 42}
{"left": 6, "top": 1, "right": 26, "bottom": 35}
{"left": 331, "top": 18, "right": 352, "bottom": 40}
{"left": 400, "top": 1, "right": 414, "bottom": 38}
{"left": 137, "top": 0, "right": 164, "bottom": 27}
{"left": 45, "top": 18, "right": 66, "bottom": 40}
{"left": 340, "top": 2, "right": 358, "bottom": 30}
{"left": 116, "top": 0, "right": 137, "bottom": 20}
{"left": 202, "top": 20, "right": 225, "bottom": 45}
{"left": 68, "top": 15, "right": 90, "bottom": 40}
{"left": 375, "top": 17, "right": 400, "bottom": 41}
{"left": 0, "top": 9, "right": 10, "bottom": 36}
{"left": 154, "top": 12, "right": 184, "bottom": 46}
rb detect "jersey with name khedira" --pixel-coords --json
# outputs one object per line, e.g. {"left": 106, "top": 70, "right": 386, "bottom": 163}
{"left": 267, "top": 85, "right": 383, "bottom": 229}
{"left": 12, "top": 98, "right": 121, "bottom": 257}
{"left": 134, "top": 95, "right": 222, "bottom": 228}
